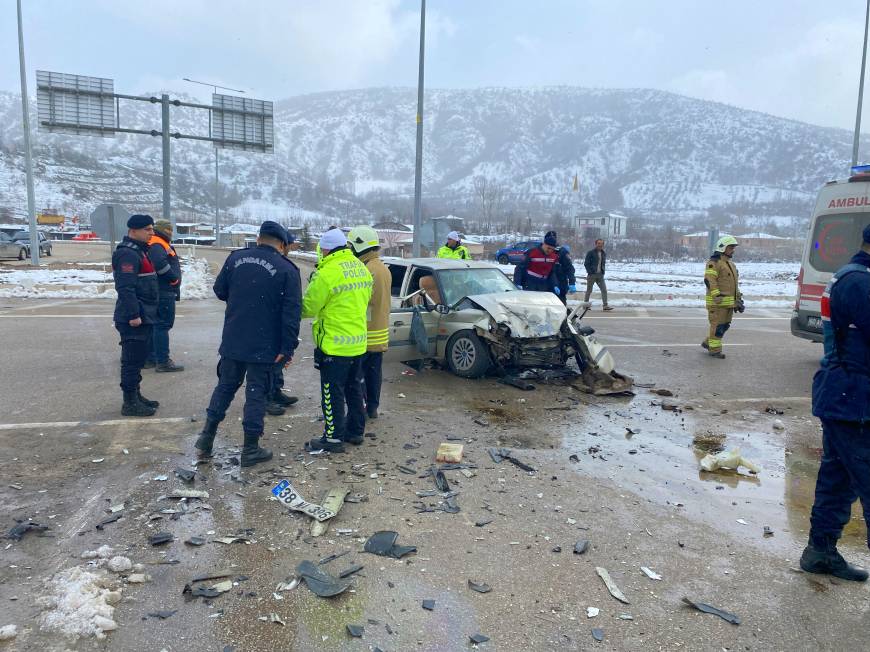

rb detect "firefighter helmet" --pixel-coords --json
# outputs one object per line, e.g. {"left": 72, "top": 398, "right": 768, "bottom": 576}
{"left": 715, "top": 235, "right": 739, "bottom": 253}
{"left": 348, "top": 225, "right": 380, "bottom": 254}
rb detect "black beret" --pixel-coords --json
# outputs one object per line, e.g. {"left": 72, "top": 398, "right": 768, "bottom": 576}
{"left": 259, "top": 220, "right": 288, "bottom": 244}
{"left": 127, "top": 214, "right": 154, "bottom": 229}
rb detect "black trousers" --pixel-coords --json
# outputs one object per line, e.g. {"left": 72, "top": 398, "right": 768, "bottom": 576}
{"left": 809, "top": 419, "right": 870, "bottom": 548}
{"left": 362, "top": 351, "right": 384, "bottom": 412}
{"left": 267, "top": 362, "right": 284, "bottom": 398}
{"left": 316, "top": 349, "right": 365, "bottom": 441}
{"left": 205, "top": 357, "right": 271, "bottom": 436}
{"left": 116, "top": 323, "right": 153, "bottom": 392}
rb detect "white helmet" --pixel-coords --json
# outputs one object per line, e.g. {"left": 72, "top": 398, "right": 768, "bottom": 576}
{"left": 348, "top": 225, "right": 380, "bottom": 254}
{"left": 715, "top": 235, "right": 739, "bottom": 253}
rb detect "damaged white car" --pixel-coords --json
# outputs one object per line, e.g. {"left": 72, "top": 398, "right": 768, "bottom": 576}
{"left": 382, "top": 258, "right": 631, "bottom": 393}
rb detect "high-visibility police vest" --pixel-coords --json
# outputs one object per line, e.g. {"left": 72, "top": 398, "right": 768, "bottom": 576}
{"left": 437, "top": 244, "right": 469, "bottom": 260}
{"left": 302, "top": 248, "right": 373, "bottom": 356}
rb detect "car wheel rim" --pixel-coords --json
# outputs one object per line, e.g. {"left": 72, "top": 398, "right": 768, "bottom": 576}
{"left": 452, "top": 337, "right": 476, "bottom": 371}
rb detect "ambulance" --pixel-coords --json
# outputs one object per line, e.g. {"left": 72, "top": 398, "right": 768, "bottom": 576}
{"left": 791, "top": 165, "right": 870, "bottom": 342}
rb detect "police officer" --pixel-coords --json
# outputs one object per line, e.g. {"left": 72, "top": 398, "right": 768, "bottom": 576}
{"left": 552, "top": 244, "right": 577, "bottom": 305}
{"left": 266, "top": 234, "right": 301, "bottom": 415}
{"left": 194, "top": 221, "right": 302, "bottom": 467}
{"left": 144, "top": 219, "right": 184, "bottom": 372}
{"left": 303, "top": 228, "right": 373, "bottom": 452}
{"left": 514, "top": 230, "right": 560, "bottom": 294}
{"left": 347, "top": 225, "right": 391, "bottom": 419}
{"left": 702, "top": 235, "right": 744, "bottom": 359}
{"left": 437, "top": 231, "right": 470, "bottom": 260}
{"left": 800, "top": 225, "right": 870, "bottom": 582}
{"left": 113, "top": 214, "right": 160, "bottom": 416}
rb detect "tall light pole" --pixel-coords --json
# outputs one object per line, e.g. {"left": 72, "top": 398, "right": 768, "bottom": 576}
{"left": 412, "top": 0, "right": 426, "bottom": 257}
{"left": 853, "top": 0, "right": 870, "bottom": 168}
{"left": 16, "top": 0, "right": 39, "bottom": 265}
{"left": 183, "top": 78, "right": 245, "bottom": 246}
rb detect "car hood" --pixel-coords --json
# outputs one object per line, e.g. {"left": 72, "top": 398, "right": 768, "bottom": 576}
{"left": 466, "top": 291, "right": 566, "bottom": 338}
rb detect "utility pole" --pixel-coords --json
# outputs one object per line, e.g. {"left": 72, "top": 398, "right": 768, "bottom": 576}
{"left": 853, "top": 0, "right": 870, "bottom": 168}
{"left": 183, "top": 78, "right": 245, "bottom": 246}
{"left": 412, "top": 0, "right": 426, "bottom": 257}
{"left": 16, "top": 0, "right": 39, "bottom": 265}
{"left": 161, "top": 94, "right": 172, "bottom": 231}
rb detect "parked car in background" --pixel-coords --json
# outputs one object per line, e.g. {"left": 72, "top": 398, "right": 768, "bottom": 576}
{"left": 494, "top": 240, "right": 541, "bottom": 265}
{"left": 0, "top": 232, "right": 28, "bottom": 260}
{"left": 71, "top": 231, "right": 99, "bottom": 241}
{"left": 12, "top": 230, "right": 52, "bottom": 257}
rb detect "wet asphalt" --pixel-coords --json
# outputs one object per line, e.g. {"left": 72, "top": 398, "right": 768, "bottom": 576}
{"left": 0, "top": 252, "right": 867, "bottom": 651}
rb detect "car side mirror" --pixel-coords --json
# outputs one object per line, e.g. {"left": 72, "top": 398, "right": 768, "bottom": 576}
{"left": 434, "top": 304, "right": 450, "bottom": 315}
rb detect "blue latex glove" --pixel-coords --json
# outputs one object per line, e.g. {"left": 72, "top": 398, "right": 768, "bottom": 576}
{"left": 553, "top": 286, "right": 561, "bottom": 296}
{"left": 515, "top": 284, "right": 523, "bottom": 290}
{"left": 568, "top": 284, "right": 577, "bottom": 293}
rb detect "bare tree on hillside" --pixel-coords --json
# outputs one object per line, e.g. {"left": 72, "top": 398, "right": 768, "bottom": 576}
{"left": 473, "top": 176, "right": 504, "bottom": 232}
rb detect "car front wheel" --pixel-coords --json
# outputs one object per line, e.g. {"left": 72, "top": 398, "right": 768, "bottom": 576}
{"left": 446, "top": 330, "right": 492, "bottom": 378}
{"left": 18, "top": 248, "right": 26, "bottom": 261}
{"left": 497, "top": 254, "right": 509, "bottom": 265}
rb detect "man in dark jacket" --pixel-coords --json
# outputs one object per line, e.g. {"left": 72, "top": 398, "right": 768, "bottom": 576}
{"left": 145, "top": 220, "right": 184, "bottom": 372}
{"left": 801, "top": 224, "right": 870, "bottom": 582}
{"left": 551, "top": 244, "right": 577, "bottom": 305}
{"left": 112, "top": 214, "right": 160, "bottom": 417}
{"left": 514, "top": 231, "right": 560, "bottom": 294}
{"left": 583, "top": 239, "right": 612, "bottom": 310}
{"left": 265, "top": 234, "right": 300, "bottom": 416}
{"left": 194, "top": 221, "right": 302, "bottom": 467}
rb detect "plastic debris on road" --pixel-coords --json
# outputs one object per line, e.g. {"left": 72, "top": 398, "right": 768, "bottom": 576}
{"left": 640, "top": 566, "right": 662, "bottom": 581}
{"left": 682, "top": 597, "right": 741, "bottom": 625}
{"left": 596, "top": 567, "right": 630, "bottom": 604}
{"left": 699, "top": 448, "right": 760, "bottom": 474}
{"left": 296, "top": 560, "right": 351, "bottom": 598}
{"left": 363, "top": 531, "right": 417, "bottom": 559}
{"left": 436, "top": 442, "right": 464, "bottom": 463}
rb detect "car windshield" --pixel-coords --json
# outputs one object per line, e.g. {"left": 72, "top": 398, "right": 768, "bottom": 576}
{"left": 437, "top": 268, "right": 516, "bottom": 305}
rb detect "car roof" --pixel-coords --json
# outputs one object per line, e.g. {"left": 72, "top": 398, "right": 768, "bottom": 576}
{"left": 382, "top": 256, "right": 503, "bottom": 271}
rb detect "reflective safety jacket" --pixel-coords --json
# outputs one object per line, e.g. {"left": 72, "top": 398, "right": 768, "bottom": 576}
{"left": 147, "top": 230, "right": 181, "bottom": 298}
{"left": 704, "top": 253, "right": 740, "bottom": 309}
{"left": 112, "top": 236, "right": 158, "bottom": 324}
{"left": 437, "top": 244, "right": 469, "bottom": 260}
{"left": 302, "top": 247, "right": 373, "bottom": 356}
{"left": 514, "top": 246, "right": 558, "bottom": 288}
{"left": 359, "top": 249, "right": 391, "bottom": 352}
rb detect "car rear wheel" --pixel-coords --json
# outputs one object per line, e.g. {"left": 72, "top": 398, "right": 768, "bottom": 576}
{"left": 45, "top": 246, "right": 52, "bottom": 256}
{"left": 17, "top": 248, "right": 26, "bottom": 261}
{"left": 497, "top": 254, "right": 509, "bottom": 265}
{"left": 446, "top": 330, "right": 491, "bottom": 378}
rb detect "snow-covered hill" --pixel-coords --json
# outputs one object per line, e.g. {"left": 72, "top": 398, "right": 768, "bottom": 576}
{"left": 0, "top": 86, "right": 864, "bottom": 222}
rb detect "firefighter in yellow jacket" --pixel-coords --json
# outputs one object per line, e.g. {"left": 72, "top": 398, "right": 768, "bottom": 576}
{"left": 702, "top": 235, "right": 744, "bottom": 359}
{"left": 348, "top": 226, "right": 391, "bottom": 419}
{"left": 303, "top": 228, "right": 373, "bottom": 452}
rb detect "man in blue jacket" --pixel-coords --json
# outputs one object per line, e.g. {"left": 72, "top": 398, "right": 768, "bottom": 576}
{"left": 801, "top": 224, "right": 870, "bottom": 582}
{"left": 112, "top": 214, "right": 160, "bottom": 417}
{"left": 194, "top": 221, "right": 302, "bottom": 467}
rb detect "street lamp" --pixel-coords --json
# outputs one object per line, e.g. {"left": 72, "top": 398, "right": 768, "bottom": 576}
{"left": 412, "top": 0, "right": 426, "bottom": 257}
{"left": 853, "top": 0, "right": 870, "bottom": 168}
{"left": 182, "top": 78, "right": 245, "bottom": 246}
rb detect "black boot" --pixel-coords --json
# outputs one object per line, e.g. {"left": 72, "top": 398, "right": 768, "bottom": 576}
{"left": 240, "top": 433, "right": 272, "bottom": 467}
{"left": 800, "top": 534, "right": 869, "bottom": 582}
{"left": 138, "top": 391, "right": 159, "bottom": 409}
{"left": 265, "top": 401, "right": 286, "bottom": 416}
{"left": 271, "top": 392, "right": 298, "bottom": 407}
{"left": 195, "top": 419, "right": 219, "bottom": 459}
{"left": 122, "top": 390, "right": 156, "bottom": 417}
{"left": 155, "top": 359, "right": 185, "bottom": 373}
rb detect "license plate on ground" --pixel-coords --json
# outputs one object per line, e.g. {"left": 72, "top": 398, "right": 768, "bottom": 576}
{"left": 271, "top": 479, "right": 336, "bottom": 522}
{"left": 807, "top": 316, "right": 822, "bottom": 331}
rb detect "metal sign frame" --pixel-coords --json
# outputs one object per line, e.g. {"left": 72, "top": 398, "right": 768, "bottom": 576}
{"left": 211, "top": 93, "right": 273, "bottom": 153}
{"left": 36, "top": 70, "right": 116, "bottom": 137}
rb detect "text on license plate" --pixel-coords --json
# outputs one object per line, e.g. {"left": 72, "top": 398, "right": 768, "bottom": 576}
{"left": 271, "top": 479, "right": 336, "bottom": 522}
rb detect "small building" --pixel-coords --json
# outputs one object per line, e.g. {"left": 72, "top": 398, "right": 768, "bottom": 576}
{"left": 574, "top": 210, "right": 629, "bottom": 241}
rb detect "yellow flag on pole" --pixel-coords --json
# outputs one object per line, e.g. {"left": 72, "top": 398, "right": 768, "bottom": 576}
{"left": 572, "top": 173, "right": 579, "bottom": 192}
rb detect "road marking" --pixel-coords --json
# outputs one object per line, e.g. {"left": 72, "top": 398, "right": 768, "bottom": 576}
{"left": 0, "top": 417, "right": 192, "bottom": 430}
{"left": 0, "top": 314, "right": 111, "bottom": 318}
{"left": 585, "top": 316, "right": 789, "bottom": 320}
{"left": 723, "top": 396, "right": 812, "bottom": 403}
{"left": 605, "top": 343, "right": 753, "bottom": 347}
{"left": 0, "top": 298, "right": 91, "bottom": 313}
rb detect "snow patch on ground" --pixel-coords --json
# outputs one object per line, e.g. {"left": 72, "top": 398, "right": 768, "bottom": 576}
{"left": 0, "top": 257, "right": 213, "bottom": 300}
{"left": 37, "top": 566, "right": 120, "bottom": 640}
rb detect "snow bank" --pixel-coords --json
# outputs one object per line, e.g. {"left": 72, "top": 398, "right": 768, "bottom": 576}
{"left": 38, "top": 566, "right": 120, "bottom": 640}
{"left": 0, "top": 625, "right": 17, "bottom": 640}
{"left": 0, "top": 257, "right": 213, "bottom": 300}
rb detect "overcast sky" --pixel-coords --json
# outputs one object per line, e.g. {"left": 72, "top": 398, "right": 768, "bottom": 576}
{"left": 2, "top": 0, "right": 868, "bottom": 130}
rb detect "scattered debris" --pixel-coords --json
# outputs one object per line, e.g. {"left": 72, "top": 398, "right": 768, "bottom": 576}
{"left": 363, "top": 531, "right": 417, "bottom": 559}
{"left": 271, "top": 480, "right": 337, "bottom": 522}
{"left": 660, "top": 401, "right": 680, "bottom": 412}
{"left": 468, "top": 580, "right": 492, "bottom": 594}
{"left": 185, "top": 536, "right": 206, "bottom": 546}
{"left": 346, "top": 623, "right": 364, "bottom": 638}
{"left": 473, "top": 417, "right": 490, "bottom": 427}
{"left": 692, "top": 431, "right": 726, "bottom": 454}
{"left": 92, "top": 458, "right": 105, "bottom": 464}
{"left": 296, "top": 560, "right": 351, "bottom": 598}
{"left": 146, "top": 610, "right": 176, "bottom": 620}
{"left": 422, "top": 599, "right": 435, "bottom": 610}
{"left": 258, "top": 613, "right": 285, "bottom": 626}
{"left": 213, "top": 535, "right": 251, "bottom": 545}
{"left": 148, "top": 533, "right": 173, "bottom": 546}
{"left": 345, "top": 493, "right": 369, "bottom": 504}
{"left": 174, "top": 468, "right": 196, "bottom": 483}
{"left": 107, "top": 557, "right": 132, "bottom": 573}
{"left": 499, "top": 375, "right": 535, "bottom": 391}
{"left": 470, "top": 633, "right": 490, "bottom": 644}
{"left": 764, "top": 406, "right": 784, "bottom": 415}
{"left": 475, "top": 518, "right": 493, "bottom": 527}
{"left": 763, "top": 526, "right": 774, "bottom": 538}
{"left": 4, "top": 520, "right": 49, "bottom": 540}
{"left": 487, "top": 447, "right": 536, "bottom": 472}
{"left": 699, "top": 448, "right": 760, "bottom": 474}
{"left": 191, "top": 570, "right": 236, "bottom": 583}
{"left": 338, "top": 564, "right": 364, "bottom": 579}
{"left": 736, "top": 518, "right": 748, "bottom": 525}
{"left": 0, "top": 625, "right": 17, "bottom": 641}
{"left": 573, "top": 540, "right": 590, "bottom": 555}
{"left": 311, "top": 488, "right": 350, "bottom": 537}
{"left": 436, "top": 442, "right": 464, "bottom": 463}
{"left": 318, "top": 551, "right": 351, "bottom": 566}
{"left": 596, "top": 567, "right": 630, "bottom": 604}
{"left": 165, "top": 489, "right": 209, "bottom": 500}
{"left": 772, "top": 419, "right": 785, "bottom": 431}
{"left": 211, "top": 580, "right": 233, "bottom": 593}
{"left": 651, "top": 388, "right": 674, "bottom": 397}
{"left": 433, "top": 470, "right": 451, "bottom": 492}
{"left": 95, "top": 514, "right": 123, "bottom": 531}
{"left": 276, "top": 578, "right": 300, "bottom": 592}
{"left": 586, "top": 607, "right": 599, "bottom": 618}
{"left": 640, "top": 566, "right": 662, "bottom": 581}
{"left": 618, "top": 613, "right": 634, "bottom": 621}
{"left": 682, "top": 597, "right": 741, "bottom": 625}
{"left": 127, "top": 574, "right": 149, "bottom": 584}
{"left": 153, "top": 475, "right": 169, "bottom": 481}
{"left": 37, "top": 566, "right": 119, "bottom": 640}
{"left": 591, "top": 628, "right": 604, "bottom": 642}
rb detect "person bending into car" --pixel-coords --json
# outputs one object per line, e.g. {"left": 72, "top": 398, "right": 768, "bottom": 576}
{"left": 514, "top": 230, "right": 560, "bottom": 295}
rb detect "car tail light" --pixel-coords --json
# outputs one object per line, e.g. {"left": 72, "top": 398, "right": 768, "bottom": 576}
{"left": 794, "top": 267, "right": 803, "bottom": 311}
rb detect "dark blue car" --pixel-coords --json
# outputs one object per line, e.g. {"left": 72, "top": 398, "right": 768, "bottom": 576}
{"left": 494, "top": 240, "right": 541, "bottom": 265}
